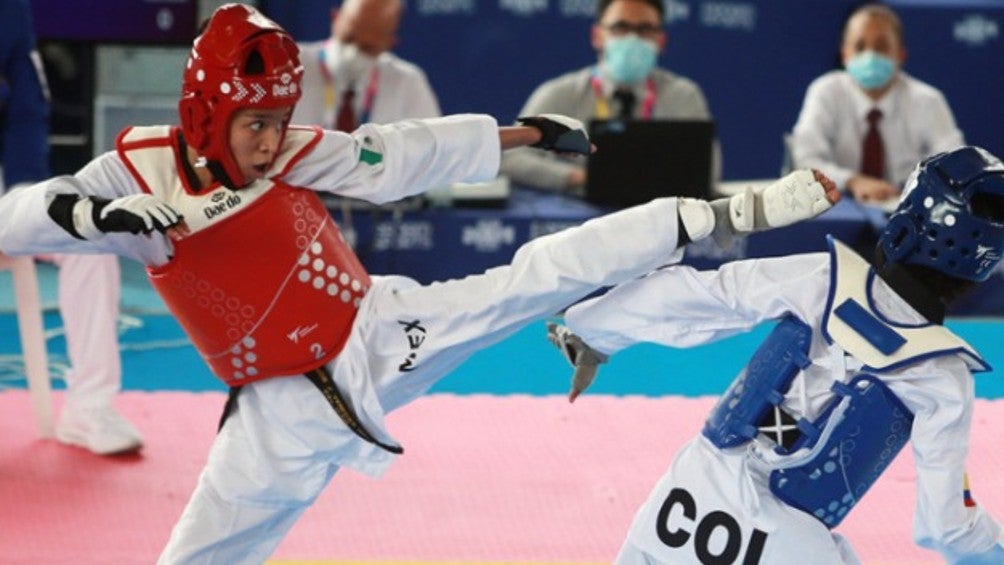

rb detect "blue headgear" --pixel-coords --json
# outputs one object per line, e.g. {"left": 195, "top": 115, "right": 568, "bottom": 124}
{"left": 879, "top": 146, "right": 1004, "bottom": 282}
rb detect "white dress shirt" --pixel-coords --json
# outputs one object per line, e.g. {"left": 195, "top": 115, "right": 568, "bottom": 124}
{"left": 292, "top": 40, "right": 441, "bottom": 128}
{"left": 791, "top": 70, "right": 964, "bottom": 191}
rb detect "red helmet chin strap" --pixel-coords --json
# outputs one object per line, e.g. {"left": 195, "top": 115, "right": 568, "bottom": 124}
{"left": 179, "top": 3, "right": 303, "bottom": 189}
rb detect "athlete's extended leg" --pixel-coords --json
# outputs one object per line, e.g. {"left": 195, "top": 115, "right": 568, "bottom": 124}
{"left": 368, "top": 197, "right": 685, "bottom": 409}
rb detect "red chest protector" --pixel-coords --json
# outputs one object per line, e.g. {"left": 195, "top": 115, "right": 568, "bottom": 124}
{"left": 148, "top": 182, "right": 370, "bottom": 386}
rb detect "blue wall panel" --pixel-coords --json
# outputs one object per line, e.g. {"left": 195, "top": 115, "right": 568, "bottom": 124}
{"left": 266, "top": 0, "right": 1004, "bottom": 180}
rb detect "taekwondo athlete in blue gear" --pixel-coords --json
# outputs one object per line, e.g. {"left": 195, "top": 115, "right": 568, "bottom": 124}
{"left": 0, "top": 0, "right": 143, "bottom": 455}
{"left": 551, "top": 145, "right": 1004, "bottom": 564}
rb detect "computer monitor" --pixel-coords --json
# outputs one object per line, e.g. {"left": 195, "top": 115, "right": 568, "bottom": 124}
{"left": 585, "top": 119, "right": 715, "bottom": 208}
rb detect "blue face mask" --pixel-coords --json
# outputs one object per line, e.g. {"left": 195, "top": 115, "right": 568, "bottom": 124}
{"left": 601, "top": 35, "right": 658, "bottom": 85}
{"left": 846, "top": 51, "right": 897, "bottom": 90}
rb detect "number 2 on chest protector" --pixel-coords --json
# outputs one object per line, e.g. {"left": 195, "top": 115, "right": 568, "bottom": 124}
{"left": 310, "top": 343, "right": 325, "bottom": 360}
{"left": 657, "top": 488, "right": 767, "bottom": 564}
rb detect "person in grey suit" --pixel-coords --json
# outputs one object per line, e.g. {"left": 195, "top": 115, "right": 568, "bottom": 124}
{"left": 499, "top": 0, "right": 714, "bottom": 194}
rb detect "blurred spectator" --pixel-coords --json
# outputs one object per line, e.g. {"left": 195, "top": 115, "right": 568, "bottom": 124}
{"left": 499, "top": 0, "right": 714, "bottom": 194}
{"left": 292, "top": 0, "right": 440, "bottom": 130}
{"left": 790, "top": 3, "right": 964, "bottom": 205}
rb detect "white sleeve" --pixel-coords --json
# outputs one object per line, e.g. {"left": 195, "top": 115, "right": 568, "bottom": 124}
{"left": 0, "top": 152, "right": 171, "bottom": 264}
{"left": 284, "top": 114, "right": 500, "bottom": 204}
{"left": 897, "top": 357, "right": 1004, "bottom": 561}
{"left": 564, "top": 253, "right": 830, "bottom": 355}
{"left": 920, "top": 90, "right": 965, "bottom": 155}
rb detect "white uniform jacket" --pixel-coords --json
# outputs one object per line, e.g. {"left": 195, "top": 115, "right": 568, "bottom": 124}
{"left": 0, "top": 115, "right": 501, "bottom": 474}
{"left": 0, "top": 115, "right": 498, "bottom": 264}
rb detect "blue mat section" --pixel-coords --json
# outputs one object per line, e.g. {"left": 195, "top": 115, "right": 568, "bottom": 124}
{"left": 3, "top": 259, "right": 1003, "bottom": 398}
{"left": 432, "top": 319, "right": 1004, "bottom": 399}
{"left": 0, "top": 312, "right": 221, "bottom": 392}
{"left": 0, "top": 259, "right": 166, "bottom": 315}
{"left": 2, "top": 312, "right": 1002, "bottom": 399}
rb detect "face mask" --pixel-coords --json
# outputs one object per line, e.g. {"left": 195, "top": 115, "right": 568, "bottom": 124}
{"left": 846, "top": 50, "right": 897, "bottom": 90}
{"left": 324, "top": 39, "right": 377, "bottom": 88}
{"left": 601, "top": 35, "right": 658, "bottom": 85}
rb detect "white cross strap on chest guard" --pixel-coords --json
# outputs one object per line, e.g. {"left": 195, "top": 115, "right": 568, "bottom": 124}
{"left": 822, "top": 237, "right": 989, "bottom": 373}
{"left": 702, "top": 310, "right": 917, "bottom": 530}
{"left": 703, "top": 315, "right": 814, "bottom": 449}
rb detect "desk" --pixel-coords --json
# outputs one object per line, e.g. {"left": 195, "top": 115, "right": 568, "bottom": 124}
{"left": 326, "top": 188, "right": 1002, "bottom": 316}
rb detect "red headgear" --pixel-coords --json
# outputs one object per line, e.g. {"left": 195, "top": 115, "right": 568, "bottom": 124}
{"left": 179, "top": 4, "right": 303, "bottom": 189}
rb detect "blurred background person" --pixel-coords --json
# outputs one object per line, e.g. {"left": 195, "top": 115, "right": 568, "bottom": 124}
{"left": 789, "top": 3, "right": 964, "bottom": 206}
{"left": 292, "top": 0, "right": 440, "bottom": 131}
{"left": 499, "top": 0, "right": 713, "bottom": 194}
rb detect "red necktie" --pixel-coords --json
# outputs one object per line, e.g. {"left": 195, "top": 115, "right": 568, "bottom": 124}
{"left": 335, "top": 89, "right": 356, "bottom": 132}
{"left": 861, "top": 109, "right": 885, "bottom": 179}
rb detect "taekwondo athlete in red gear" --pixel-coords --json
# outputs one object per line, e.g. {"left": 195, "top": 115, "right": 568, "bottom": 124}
{"left": 0, "top": 0, "right": 142, "bottom": 455}
{"left": 551, "top": 146, "right": 1004, "bottom": 564}
{"left": 0, "top": 4, "right": 840, "bottom": 562}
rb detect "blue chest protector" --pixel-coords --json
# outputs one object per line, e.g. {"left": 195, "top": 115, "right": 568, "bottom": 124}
{"left": 702, "top": 316, "right": 914, "bottom": 529}
{"left": 768, "top": 374, "right": 913, "bottom": 528}
{"left": 702, "top": 316, "right": 813, "bottom": 449}
{"left": 702, "top": 239, "right": 988, "bottom": 529}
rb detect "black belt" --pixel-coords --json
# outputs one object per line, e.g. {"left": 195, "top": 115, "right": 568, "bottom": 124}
{"left": 217, "top": 367, "right": 404, "bottom": 455}
{"left": 304, "top": 366, "right": 404, "bottom": 454}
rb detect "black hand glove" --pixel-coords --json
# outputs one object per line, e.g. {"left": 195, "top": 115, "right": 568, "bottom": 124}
{"left": 517, "top": 114, "right": 591, "bottom": 155}
{"left": 90, "top": 194, "right": 184, "bottom": 235}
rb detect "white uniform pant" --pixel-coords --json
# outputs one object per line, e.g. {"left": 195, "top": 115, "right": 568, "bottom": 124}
{"left": 51, "top": 254, "right": 122, "bottom": 410}
{"left": 159, "top": 198, "right": 686, "bottom": 564}
{"left": 615, "top": 437, "right": 862, "bottom": 565}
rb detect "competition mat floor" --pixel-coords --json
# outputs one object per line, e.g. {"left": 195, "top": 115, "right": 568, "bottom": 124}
{"left": 1, "top": 261, "right": 1002, "bottom": 564}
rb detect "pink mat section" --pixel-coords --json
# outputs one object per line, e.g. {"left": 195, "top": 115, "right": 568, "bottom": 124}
{"left": 1, "top": 391, "right": 1001, "bottom": 564}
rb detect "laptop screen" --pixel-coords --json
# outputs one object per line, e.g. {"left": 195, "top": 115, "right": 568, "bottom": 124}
{"left": 585, "top": 119, "right": 715, "bottom": 208}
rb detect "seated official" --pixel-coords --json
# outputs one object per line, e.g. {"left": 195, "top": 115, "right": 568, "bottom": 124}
{"left": 790, "top": 3, "right": 964, "bottom": 206}
{"left": 499, "top": 0, "right": 715, "bottom": 195}
{"left": 292, "top": 0, "right": 440, "bottom": 131}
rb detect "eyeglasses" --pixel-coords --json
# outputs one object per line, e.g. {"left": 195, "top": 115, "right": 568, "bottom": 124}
{"left": 600, "top": 21, "right": 664, "bottom": 38}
